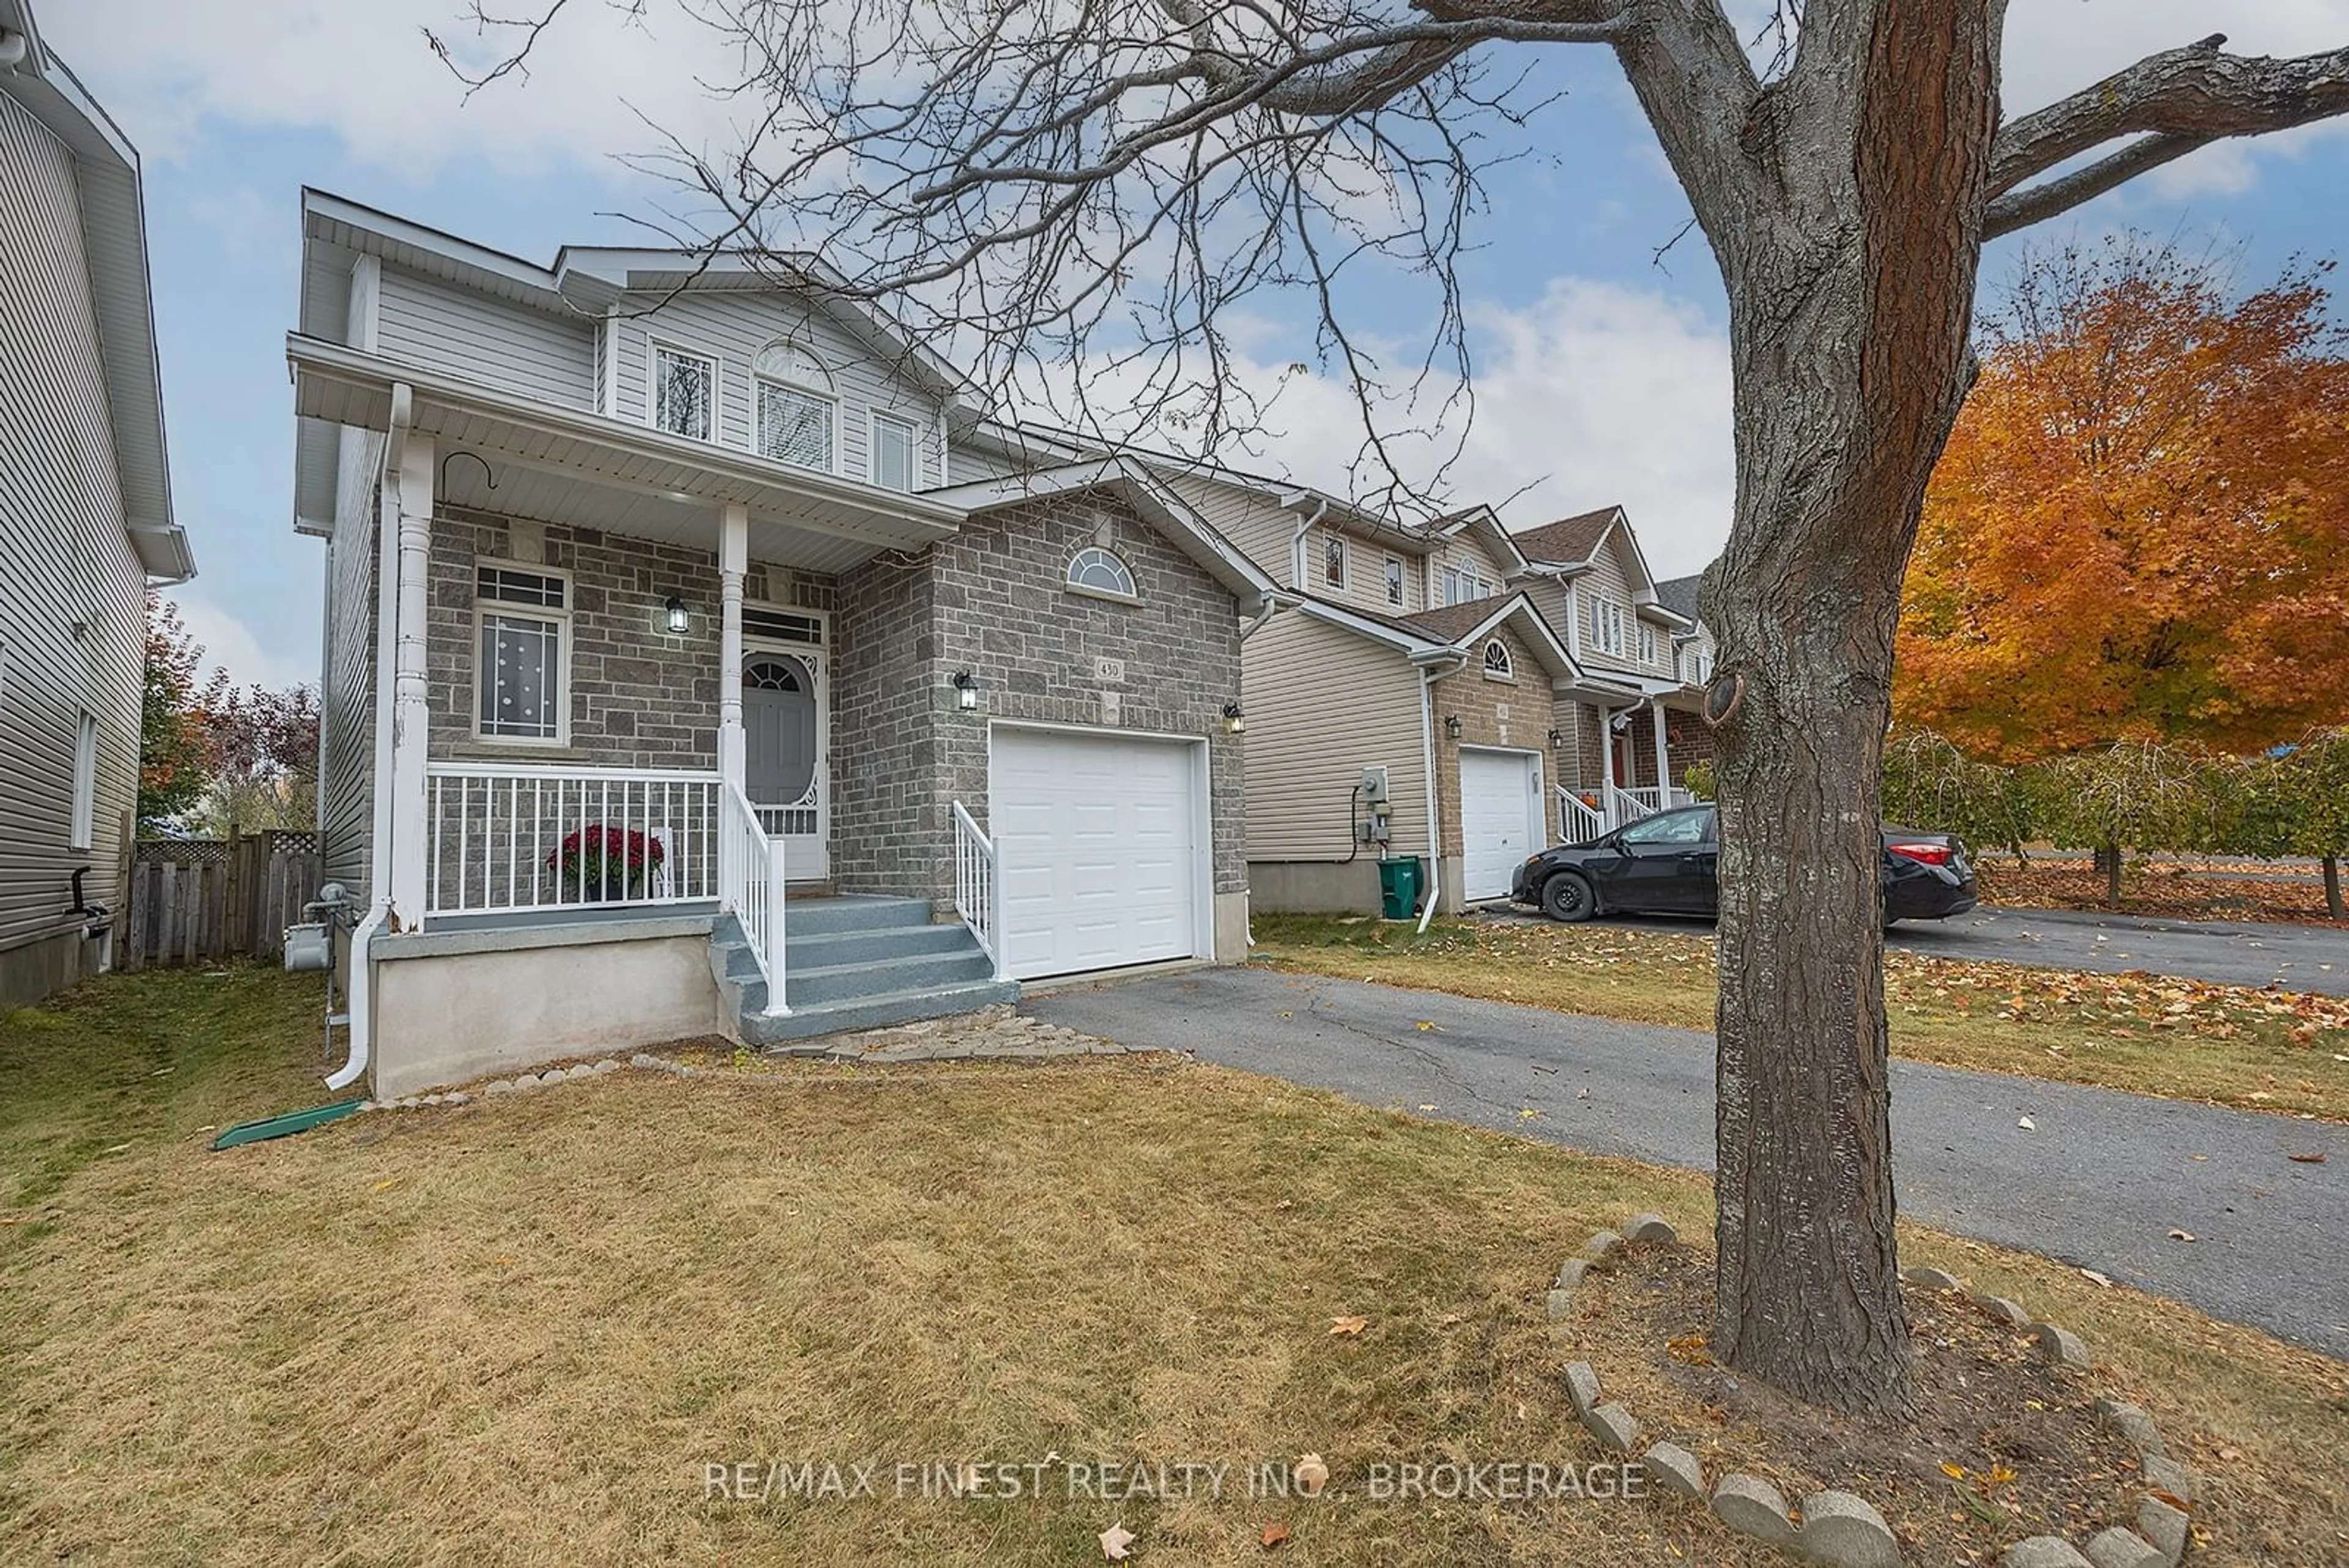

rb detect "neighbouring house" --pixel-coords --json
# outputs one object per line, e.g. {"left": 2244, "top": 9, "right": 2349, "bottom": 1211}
{"left": 291, "top": 191, "right": 1277, "bottom": 1097}
{"left": 0, "top": 0, "right": 195, "bottom": 1008}
{"left": 1652, "top": 568, "right": 1721, "bottom": 786}
{"left": 1508, "top": 506, "right": 1710, "bottom": 836}
{"left": 1152, "top": 462, "right": 1630, "bottom": 913}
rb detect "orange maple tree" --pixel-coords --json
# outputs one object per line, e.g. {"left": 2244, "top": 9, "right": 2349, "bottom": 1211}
{"left": 1895, "top": 238, "right": 2349, "bottom": 762}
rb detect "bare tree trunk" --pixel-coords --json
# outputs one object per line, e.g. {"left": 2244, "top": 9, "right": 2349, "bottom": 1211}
{"left": 2094, "top": 843, "right": 2123, "bottom": 905}
{"left": 1698, "top": 0, "right": 1998, "bottom": 1421}
{"left": 2325, "top": 853, "right": 2343, "bottom": 921}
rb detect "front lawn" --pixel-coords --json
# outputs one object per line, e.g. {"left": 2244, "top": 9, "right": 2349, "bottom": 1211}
{"left": 2, "top": 970, "right": 2344, "bottom": 1564}
{"left": 1251, "top": 914, "right": 2349, "bottom": 1121}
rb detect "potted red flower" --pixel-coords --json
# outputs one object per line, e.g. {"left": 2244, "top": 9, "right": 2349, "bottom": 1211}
{"left": 548, "top": 824, "right": 665, "bottom": 901}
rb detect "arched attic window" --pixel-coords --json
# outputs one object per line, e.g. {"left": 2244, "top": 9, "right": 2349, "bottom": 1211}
{"left": 1483, "top": 638, "right": 1514, "bottom": 678}
{"left": 754, "top": 340, "right": 837, "bottom": 472}
{"left": 1067, "top": 546, "right": 1138, "bottom": 598}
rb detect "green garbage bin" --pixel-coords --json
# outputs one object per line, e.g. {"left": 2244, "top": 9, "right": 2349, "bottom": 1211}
{"left": 1378, "top": 856, "right": 1424, "bottom": 921}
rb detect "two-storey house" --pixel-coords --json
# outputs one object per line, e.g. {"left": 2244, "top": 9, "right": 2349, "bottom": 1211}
{"left": 1156, "top": 462, "right": 1630, "bottom": 913}
{"left": 292, "top": 192, "right": 1279, "bottom": 1098}
{"left": 1507, "top": 506, "right": 1709, "bottom": 836}
{"left": 0, "top": 0, "right": 195, "bottom": 1006}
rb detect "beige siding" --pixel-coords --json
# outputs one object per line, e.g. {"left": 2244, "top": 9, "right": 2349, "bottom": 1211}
{"left": 609, "top": 290, "right": 946, "bottom": 489}
{"left": 0, "top": 91, "right": 145, "bottom": 954}
{"left": 1240, "top": 612, "right": 1431, "bottom": 860}
{"left": 1426, "top": 533, "right": 1510, "bottom": 608}
{"left": 1572, "top": 532, "right": 1675, "bottom": 680}
{"left": 376, "top": 266, "right": 597, "bottom": 409}
{"left": 1157, "top": 472, "right": 1304, "bottom": 587}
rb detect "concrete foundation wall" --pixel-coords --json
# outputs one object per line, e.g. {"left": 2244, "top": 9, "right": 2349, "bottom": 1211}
{"left": 371, "top": 931, "right": 724, "bottom": 1097}
{"left": 1212, "top": 890, "right": 1249, "bottom": 964}
{"left": 1244, "top": 859, "right": 1386, "bottom": 915}
{"left": 0, "top": 929, "right": 109, "bottom": 1010}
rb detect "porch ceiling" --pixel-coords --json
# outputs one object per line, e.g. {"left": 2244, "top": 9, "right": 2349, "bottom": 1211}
{"left": 288, "top": 333, "right": 966, "bottom": 565}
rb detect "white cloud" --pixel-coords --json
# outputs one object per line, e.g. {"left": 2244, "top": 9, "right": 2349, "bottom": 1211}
{"left": 165, "top": 590, "right": 316, "bottom": 693}
{"left": 39, "top": 0, "right": 752, "bottom": 177}
{"left": 1163, "top": 278, "right": 1735, "bottom": 579}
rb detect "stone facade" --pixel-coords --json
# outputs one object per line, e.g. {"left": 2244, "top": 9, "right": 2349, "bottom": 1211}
{"left": 833, "top": 490, "right": 1248, "bottom": 912}
{"left": 417, "top": 491, "right": 1247, "bottom": 934}
{"left": 425, "top": 508, "right": 727, "bottom": 770}
{"left": 1429, "top": 620, "right": 1557, "bottom": 858}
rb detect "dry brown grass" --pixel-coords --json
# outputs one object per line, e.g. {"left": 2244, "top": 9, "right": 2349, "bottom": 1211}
{"left": 1252, "top": 914, "right": 2349, "bottom": 1120}
{"left": 2, "top": 970, "right": 2345, "bottom": 1566}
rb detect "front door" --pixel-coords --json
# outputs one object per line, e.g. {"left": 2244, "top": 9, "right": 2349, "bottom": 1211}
{"left": 743, "top": 650, "right": 827, "bottom": 879}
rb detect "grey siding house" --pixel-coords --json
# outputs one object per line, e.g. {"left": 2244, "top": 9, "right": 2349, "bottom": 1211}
{"left": 291, "top": 193, "right": 1274, "bottom": 1097}
{"left": 0, "top": 0, "right": 195, "bottom": 1007}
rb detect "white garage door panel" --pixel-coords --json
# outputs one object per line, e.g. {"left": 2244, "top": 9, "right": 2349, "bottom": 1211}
{"left": 994, "top": 729, "right": 1200, "bottom": 980}
{"left": 1459, "top": 748, "right": 1538, "bottom": 902}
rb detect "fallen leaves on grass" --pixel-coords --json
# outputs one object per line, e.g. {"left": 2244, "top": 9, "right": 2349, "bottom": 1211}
{"left": 1293, "top": 1455, "right": 1329, "bottom": 1497}
{"left": 1329, "top": 1316, "right": 1368, "bottom": 1337}
{"left": 1261, "top": 1522, "right": 1292, "bottom": 1548}
{"left": 1099, "top": 1522, "right": 1137, "bottom": 1561}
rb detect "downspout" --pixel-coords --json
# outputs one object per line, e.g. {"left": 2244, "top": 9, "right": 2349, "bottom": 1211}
{"left": 327, "top": 384, "right": 411, "bottom": 1093}
{"left": 1287, "top": 498, "right": 1327, "bottom": 590}
{"left": 1417, "top": 664, "right": 1443, "bottom": 935}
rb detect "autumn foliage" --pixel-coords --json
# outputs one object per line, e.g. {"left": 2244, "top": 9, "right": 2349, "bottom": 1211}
{"left": 1896, "top": 239, "right": 2349, "bottom": 761}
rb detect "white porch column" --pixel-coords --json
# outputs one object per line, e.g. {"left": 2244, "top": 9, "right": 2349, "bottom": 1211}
{"left": 386, "top": 426, "right": 436, "bottom": 928}
{"left": 717, "top": 503, "right": 748, "bottom": 793}
{"left": 1650, "top": 697, "right": 1671, "bottom": 797}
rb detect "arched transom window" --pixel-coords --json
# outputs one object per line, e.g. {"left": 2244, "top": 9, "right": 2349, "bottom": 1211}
{"left": 754, "top": 340, "right": 837, "bottom": 472}
{"left": 1067, "top": 546, "right": 1137, "bottom": 598}
{"left": 1483, "top": 638, "right": 1513, "bottom": 678}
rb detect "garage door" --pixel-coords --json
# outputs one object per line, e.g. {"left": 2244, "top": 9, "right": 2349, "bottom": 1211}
{"left": 1459, "top": 748, "right": 1540, "bottom": 902}
{"left": 992, "top": 727, "right": 1200, "bottom": 981}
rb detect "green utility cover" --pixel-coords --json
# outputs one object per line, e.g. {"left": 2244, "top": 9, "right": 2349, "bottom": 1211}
{"left": 211, "top": 1098, "right": 369, "bottom": 1151}
{"left": 1378, "top": 856, "right": 1424, "bottom": 921}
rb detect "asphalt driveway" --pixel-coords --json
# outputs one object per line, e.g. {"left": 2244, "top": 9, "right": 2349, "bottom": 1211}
{"left": 1026, "top": 966, "right": 2349, "bottom": 1358}
{"left": 1524, "top": 904, "right": 2349, "bottom": 995}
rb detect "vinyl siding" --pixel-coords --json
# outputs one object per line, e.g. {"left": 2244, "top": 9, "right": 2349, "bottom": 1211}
{"left": 375, "top": 266, "right": 597, "bottom": 409}
{"left": 319, "top": 427, "right": 385, "bottom": 902}
{"left": 0, "top": 91, "right": 145, "bottom": 952}
{"left": 607, "top": 290, "right": 946, "bottom": 488}
{"left": 1240, "top": 612, "right": 1431, "bottom": 861}
{"left": 1427, "top": 535, "right": 1513, "bottom": 608}
{"left": 1573, "top": 533, "right": 1668, "bottom": 679}
{"left": 945, "top": 441, "right": 1023, "bottom": 486}
{"left": 1157, "top": 473, "right": 1309, "bottom": 589}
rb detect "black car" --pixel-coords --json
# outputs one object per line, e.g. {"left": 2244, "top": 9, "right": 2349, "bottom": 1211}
{"left": 1508, "top": 804, "right": 1977, "bottom": 925}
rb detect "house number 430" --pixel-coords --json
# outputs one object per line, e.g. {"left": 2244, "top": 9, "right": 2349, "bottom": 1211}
{"left": 1094, "top": 657, "right": 1126, "bottom": 684}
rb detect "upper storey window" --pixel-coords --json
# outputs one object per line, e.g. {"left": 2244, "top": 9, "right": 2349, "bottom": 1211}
{"left": 755, "top": 341, "right": 837, "bottom": 474}
{"left": 1441, "top": 564, "right": 1489, "bottom": 606}
{"left": 870, "top": 411, "right": 919, "bottom": 492}
{"left": 1323, "top": 536, "right": 1346, "bottom": 589}
{"left": 654, "top": 346, "right": 715, "bottom": 442}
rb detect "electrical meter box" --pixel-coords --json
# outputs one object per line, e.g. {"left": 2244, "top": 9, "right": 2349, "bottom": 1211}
{"left": 1360, "top": 766, "right": 1390, "bottom": 804}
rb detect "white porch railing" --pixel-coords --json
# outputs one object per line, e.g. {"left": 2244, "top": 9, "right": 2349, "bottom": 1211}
{"left": 1605, "top": 782, "right": 1658, "bottom": 828}
{"left": 1617, "top": 785, "right": 1696, "bottom": 816}
{"left": 424, "top": 763, "right": 719, "bottom": 916}
{"left": 951, "top": 800, "right": 1007, "bottom": 981}
{"left": 1557, "top": 787, "right": 1607, "bottom": 843}
{"left": 718, "top": 780, "right": 788, "bottom": 1014}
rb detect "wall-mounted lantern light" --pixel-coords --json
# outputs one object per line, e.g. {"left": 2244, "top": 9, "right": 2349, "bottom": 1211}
{"left": 1444, "top": 714, "right": 1462, "bottom": 739}
{"left": 1222, "top": 701, "right": 1245, "bottom": 735}
{"left": 1547, "top": 727, "right": 1564, "bottom": 748}
{"left": 664, "top": 595, "right": 691, "bottom": 634}
{"left": 951, "top": 669, "right": 979, "bottom": 711}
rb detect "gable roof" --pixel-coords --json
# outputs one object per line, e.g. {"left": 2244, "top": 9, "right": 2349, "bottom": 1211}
{"left": 1, "top": 0, "right": 191, "bottom": 581}
{"left": 1653, "top": 571, "right": 1707, "bottom": 625}
{"left": 926, "top": 457, "right": 1283, "bottom": 608}
{"left": 1511, "top": 506, "right": 1622, "bottom": 567}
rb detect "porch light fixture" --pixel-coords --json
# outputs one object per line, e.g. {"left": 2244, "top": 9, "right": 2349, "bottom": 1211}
{"left": 663, "top": 595, "right": 691, "bottom": 634}
{"left": 1548, "top": 727, "right": 1564, "bottom": 748}
{"left": 1222, "top": 701, "right": 1245, "bottom": 735}
{"left": 951, "top": 669, "right": 979, "bottom": 711}
{"left": 1444, "top": 714, "right": 1462, "bottom": 738}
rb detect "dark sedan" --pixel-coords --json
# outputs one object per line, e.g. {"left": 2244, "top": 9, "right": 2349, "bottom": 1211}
{"left": 1508, "top": 805, "right": 1977, "bottom": 925}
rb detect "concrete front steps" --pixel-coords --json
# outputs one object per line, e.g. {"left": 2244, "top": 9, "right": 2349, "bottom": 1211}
{"left": 709, "top": 895, "right": 1020, "bottom": 1049}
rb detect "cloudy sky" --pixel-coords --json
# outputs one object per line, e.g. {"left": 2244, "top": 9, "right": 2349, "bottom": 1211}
{"left": 37, "top": 1, "right": 2349, "bottom": 689}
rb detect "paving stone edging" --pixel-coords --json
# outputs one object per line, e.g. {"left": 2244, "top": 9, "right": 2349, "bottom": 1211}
{"left": 1547, "top": 1219, "right": 2197, "bottom": 1568}
{"left": 356, "top": 1008, "right": 1134, "bottom": 1109}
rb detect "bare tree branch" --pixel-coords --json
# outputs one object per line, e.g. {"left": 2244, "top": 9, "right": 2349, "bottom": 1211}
{"left": 1988, "top": 35, "right": 2349, "bottom": 225}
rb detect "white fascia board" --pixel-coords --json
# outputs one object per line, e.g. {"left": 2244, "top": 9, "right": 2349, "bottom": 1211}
{"left": 1452, "top": 595, "right": 1584, "bottom": 683}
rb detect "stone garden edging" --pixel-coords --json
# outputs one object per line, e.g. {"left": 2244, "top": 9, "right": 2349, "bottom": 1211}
{"left": 1547, "top": 1216, "right": 2198, "bottom": 1568}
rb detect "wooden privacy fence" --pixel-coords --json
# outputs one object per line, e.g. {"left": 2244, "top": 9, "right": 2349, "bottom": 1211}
{"left": 123, "top": 831, "right": 323, "bottom": 970}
